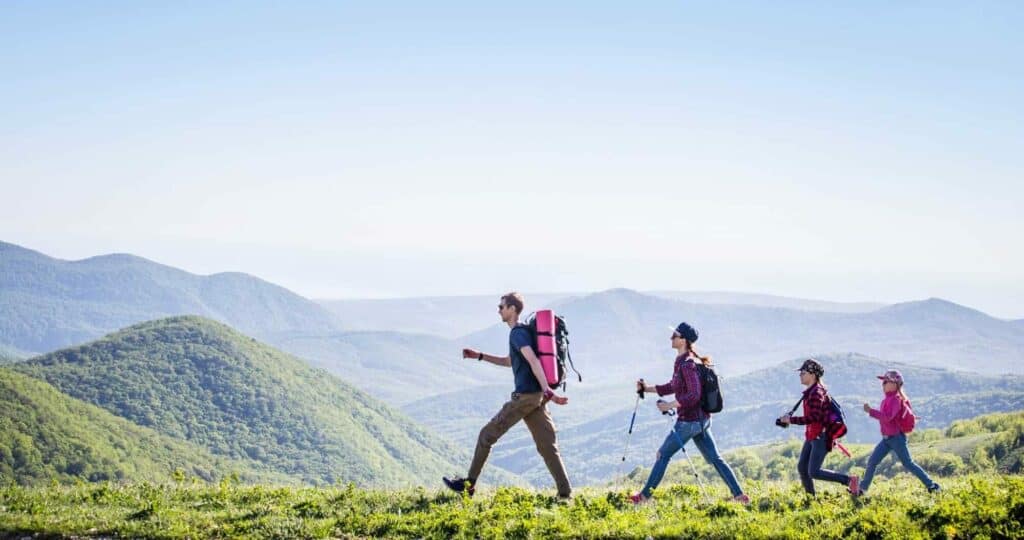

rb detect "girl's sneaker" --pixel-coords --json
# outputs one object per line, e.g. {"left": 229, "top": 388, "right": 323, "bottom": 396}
{"left": 732, "top": 494, "right": 751, "bottom": 505}
{"left": 629, "top": 493, "right": 649, "bottom": 505}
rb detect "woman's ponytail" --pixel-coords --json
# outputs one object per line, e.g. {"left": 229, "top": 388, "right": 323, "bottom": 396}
{"left": 689, "top": 343, "right": 713, "bottom": 367}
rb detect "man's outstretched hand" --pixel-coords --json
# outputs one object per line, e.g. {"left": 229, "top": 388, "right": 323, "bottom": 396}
{"left": 544, "top": 389, "right": 569, "bottom": 405}
{"left": 462, "top": 348, "right": 481, "bottom": 360}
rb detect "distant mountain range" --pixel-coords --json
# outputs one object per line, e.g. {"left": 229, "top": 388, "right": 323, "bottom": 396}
{"left": 645, "top": 291, "right": 886, "bottom": 313}
{"left": 462, "top": 288, "right": 1024, "bottom": 377}
{"left": 8, "top": 317, "right": 473, "bottom": 487}
{"left": 317, "top": 293, "right": 574, "bottom": 338}
{"left": 0, "top": 241, "right": 340, "bottom": 354}
{"left": 317, "top": 291, "right": 886, "bottom": 339}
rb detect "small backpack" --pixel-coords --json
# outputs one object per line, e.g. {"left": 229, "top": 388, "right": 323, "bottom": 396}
{"left": 523, "top": 313, "right": 582, "bottom": 390}
{"left": 898, "top": 399, "right": 917, "bottom": 433}
{"left": 695, "top": 363, "right": 723, "bottom": 413}
{"left": 823, "top": 394, "right": 849, "bottom": 453}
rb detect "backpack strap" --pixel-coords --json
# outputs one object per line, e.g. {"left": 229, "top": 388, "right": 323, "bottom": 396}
{"left": 566, "top": 347, "right": 582, "bottom": 382}
{"left": 787, "top": 397, "right": 805, "bottom": 416}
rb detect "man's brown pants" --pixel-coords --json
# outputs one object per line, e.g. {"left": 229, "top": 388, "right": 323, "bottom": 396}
{"left": 467, "top": 391, "right": 571, "bottom": 497}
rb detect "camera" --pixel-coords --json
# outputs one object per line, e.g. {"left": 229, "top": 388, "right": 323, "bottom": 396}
{"left": 775, "top": 417, "right": 789, "bottom": 428}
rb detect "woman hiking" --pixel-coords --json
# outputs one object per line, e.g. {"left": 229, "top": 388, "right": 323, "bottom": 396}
{"left": 855, "top": 369, "right": 940, "bottom": 496}
{"left": 630, "top": 322, "right": 750, "bottom": 505}
{"left": 777, "top": 359, "right": 859, "bottom": 496}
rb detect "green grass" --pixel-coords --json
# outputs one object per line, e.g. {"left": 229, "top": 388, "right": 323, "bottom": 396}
{"left": 2, "top": 475, "right": 1022, "bottom": 539}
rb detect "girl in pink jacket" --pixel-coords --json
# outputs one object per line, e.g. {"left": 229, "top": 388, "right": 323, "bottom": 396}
{"left": 856, "top": 370, "right": 940, "bottom": 495}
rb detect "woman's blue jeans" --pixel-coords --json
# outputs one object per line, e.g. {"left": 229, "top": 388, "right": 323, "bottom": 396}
{"left": 797, "top": 434, "right": 850, "bottom": 495}
{"left": 860, "top": 433, "right": 937, "bottom": 492}
{"left": 640, "top": 418, "right": 743, "bottom": 498}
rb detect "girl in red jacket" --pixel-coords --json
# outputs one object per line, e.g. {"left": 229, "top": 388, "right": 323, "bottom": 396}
{"left": 779, "top": 359, "right": 859, "bottom": 496}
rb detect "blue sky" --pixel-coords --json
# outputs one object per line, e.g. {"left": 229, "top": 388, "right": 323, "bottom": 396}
{"left": 2, "top": 1, "right": 1022, "bottom": 317}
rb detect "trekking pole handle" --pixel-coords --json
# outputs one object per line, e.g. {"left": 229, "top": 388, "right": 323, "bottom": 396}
{"left": 637, "top": 378, "right": 645, "bottom": 399}
{"left": 656, "top": 398, "right": 676, "bottom": 416}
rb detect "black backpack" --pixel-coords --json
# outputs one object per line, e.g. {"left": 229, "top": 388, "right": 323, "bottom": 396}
{"left": 695, "top": 363, "right": 723, "bottom": 413}
{"left": 523, "top": 313, "right": 583, "bottom": 390}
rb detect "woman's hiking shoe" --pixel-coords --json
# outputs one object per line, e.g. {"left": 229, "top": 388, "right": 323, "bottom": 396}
{"left": 731, "top": 494, "right": 751, "bottom": 505}
{"left": 442, "top": 476, "right": 475, "bottom": 497}
{"left": 629, "top": 493, "right": 649, "bottom": 505}
{"left": 848, "top": 475, "right": 859, "bottom": 495}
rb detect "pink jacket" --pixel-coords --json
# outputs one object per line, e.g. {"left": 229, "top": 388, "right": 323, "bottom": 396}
{"left": 868, "top": 391, "right": 908, "bottom": 437}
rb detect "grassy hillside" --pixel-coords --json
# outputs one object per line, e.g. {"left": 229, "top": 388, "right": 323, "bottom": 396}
{"left": 0, "top": 240, "right": 340, "bottom": 353}
{"left": 11, "top": 317, "right": 467, "bottom": 487}
{"left": 0, "top": 368, "right": 288, "bottom": 486}
{"left": 0, "top": 475, "right": 1020, "bottom": 539}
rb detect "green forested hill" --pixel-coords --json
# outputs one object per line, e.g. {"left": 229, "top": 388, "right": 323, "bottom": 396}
{"left": 11, "top": 316, "right": 468, "bottom": 487}
{"left": 0, "top": 240, "right": 339, "bottom": 354}
{"left": 0, "top": 368, "right": 288, "bottom": 486}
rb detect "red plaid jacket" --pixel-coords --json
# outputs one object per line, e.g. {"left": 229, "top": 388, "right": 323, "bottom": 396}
{"left": 788, "top": 383, "right": 828, "bottom": 441}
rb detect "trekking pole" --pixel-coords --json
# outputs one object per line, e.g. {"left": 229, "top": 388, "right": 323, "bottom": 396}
{"left": 658, "top": 399, "right": 711, "bottom": 504}
{"left": 621, "top": 379, "right": 645, "bottom": 462}
{"left": 678, "top": 446, "right": 710, "bottom": 505}
{"left": 616, "top": 380, "right": 645, "bottom": 492}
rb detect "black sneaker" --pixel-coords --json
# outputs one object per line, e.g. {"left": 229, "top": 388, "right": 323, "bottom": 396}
{"left": 928, "top": 483, "right": 942, "bottom": 493}
{"left": 443, "top": 476, "right": 475, "bottom": 496}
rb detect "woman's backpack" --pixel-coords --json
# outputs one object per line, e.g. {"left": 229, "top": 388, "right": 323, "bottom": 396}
{"left": 898, "top": 399, "right": 917, "bottom": 433}
{"left": 696, "top": 364, "right": 723, "bottom": 413}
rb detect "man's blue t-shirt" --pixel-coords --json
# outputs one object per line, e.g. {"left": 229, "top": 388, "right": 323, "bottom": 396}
{"left": 510, "top": 325, "right": 542, "bottom": 393}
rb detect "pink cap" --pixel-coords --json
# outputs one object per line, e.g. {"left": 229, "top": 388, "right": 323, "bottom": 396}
{"left": 877, "top": 370, "right": 904, "bottom": 385}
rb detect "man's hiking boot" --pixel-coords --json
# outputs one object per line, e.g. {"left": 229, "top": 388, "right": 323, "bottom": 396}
{"left": 629, "top": 493, "right": 649, "bottom": 505}
{"left": 848, "top": 475, "right": 859, "bottom": 496}
{"left": 442, "top": 476, "right": 475, "bottom": 497}
{"left": 731, "top": 494, "right": 751, "bottom": 505}
{"left": 928, "top": 483, "right": 942, "bottom": 493}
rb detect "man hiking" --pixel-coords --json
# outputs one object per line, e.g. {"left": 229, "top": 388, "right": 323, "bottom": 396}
{"left": 443, "top": 292, "right": 572, "bottom": 498}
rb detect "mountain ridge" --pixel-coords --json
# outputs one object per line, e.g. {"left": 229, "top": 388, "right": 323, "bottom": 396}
{"left": 0, "top": 240, "right": 341, "bottom": 353}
